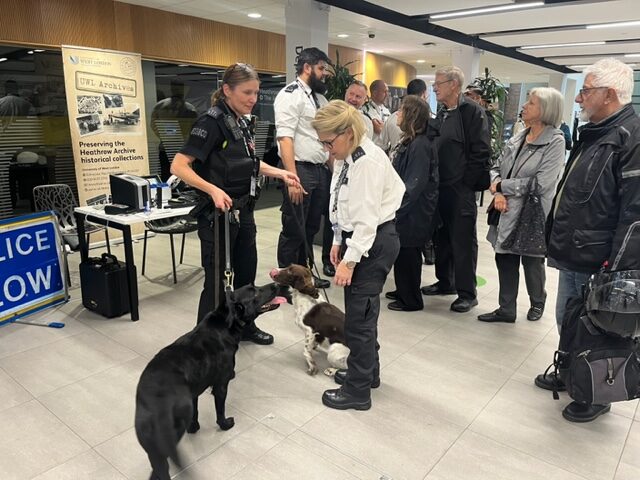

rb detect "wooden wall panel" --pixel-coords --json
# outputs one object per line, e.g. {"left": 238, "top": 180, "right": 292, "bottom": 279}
{"left": 329, "top": 44, "right": 364, "bottom": 78}
{"left": 364, "top": 52, "right": 416, "bottom": 88}
{"left": 0, "top": 0, "right": 46, "bottom": 47}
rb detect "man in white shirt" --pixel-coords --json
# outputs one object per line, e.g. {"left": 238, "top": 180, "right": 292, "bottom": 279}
{"left": 381, "top": 78, "right": 428, "bottom": 156}
{"left": 274, "top": 47, "right": 331, "bottom": 288}
{"left": 344, "top": 81, "right": 373, "bottom": 139}
{"left": 362, "top": 79, "right": 390, "bottom": 149}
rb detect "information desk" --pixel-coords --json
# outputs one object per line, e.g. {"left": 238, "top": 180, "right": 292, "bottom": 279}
{"left": 74, "top": 206, "right": 193, "bottom": 321}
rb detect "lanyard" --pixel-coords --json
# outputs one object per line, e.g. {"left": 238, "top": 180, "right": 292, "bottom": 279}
{"left": 296, "top": 79, "right": 319, "bottom": 110}
{"left": 236, "top": 115, "right": 260, "bottom": 197}
{"left": 331, "top": 161, "right": 350, "bottom": 215}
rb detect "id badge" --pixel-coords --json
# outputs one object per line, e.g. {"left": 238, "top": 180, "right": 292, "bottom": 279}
{"left": 250, "top": 175, "right": 256, "bottom": 197}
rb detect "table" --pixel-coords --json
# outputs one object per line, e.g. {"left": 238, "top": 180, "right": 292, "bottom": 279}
{"left": 74, "top": 205, "right": 193, "bottom": 321}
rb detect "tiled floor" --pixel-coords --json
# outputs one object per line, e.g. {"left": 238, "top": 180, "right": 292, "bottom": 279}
{"left": 1, "top": 205, "right": 637, "bottom": 480}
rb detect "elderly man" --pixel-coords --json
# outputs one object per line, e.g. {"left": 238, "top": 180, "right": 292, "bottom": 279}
{"left": 535, "top": 58, "right": 640, "bottom": 422}
{"left": 363, "top": 79, "right": 390, "bottom": 148}
{"left": 421, "top": 66, "right": 490, "bottom": 312}
{"left": 274, "top": 47, "right": 332, "bottom": 289}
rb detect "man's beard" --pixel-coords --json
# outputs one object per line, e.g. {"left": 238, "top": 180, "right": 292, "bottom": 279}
{"left": 309, "top": 71, "right": 327, "bottom": 95}
{"left": 579, "top": 108, "right": 591, "bottom": 122}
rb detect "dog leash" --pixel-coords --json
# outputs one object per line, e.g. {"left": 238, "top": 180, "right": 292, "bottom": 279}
{"left": 212, "top": 209, "right": 236, "bottom": 309}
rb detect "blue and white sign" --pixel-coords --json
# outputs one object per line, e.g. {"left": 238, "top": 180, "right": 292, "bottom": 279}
{"left": 0, "top": 212, "right": 68, "bottom": 325}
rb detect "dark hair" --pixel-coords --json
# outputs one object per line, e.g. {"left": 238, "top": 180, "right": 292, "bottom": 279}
{"left": 211, "top": 63, "right": 259, "bottom": 105}
{"left": 406, "top": 79, "right": 427, "bottom": 96}
{"left": 295, "top": 47, "right": 330, "bottom": 75}
{"left": 370, "top": 79, "right": 386, "bottom": 94}
{"left": 399, "top": 95, "right": 431, "bottom": 142}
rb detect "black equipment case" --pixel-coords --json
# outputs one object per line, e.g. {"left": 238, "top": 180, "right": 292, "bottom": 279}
{"left": 80, "top": 253, "right": 132, "bottom": 318}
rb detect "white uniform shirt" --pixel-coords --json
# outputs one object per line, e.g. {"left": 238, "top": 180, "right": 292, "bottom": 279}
{"left": 360, "top": 111, "right": 374, "bottom": 139}
{"left": 380, "top": 111, "right": 402, "bottom": 156}
{"left": 274, "top": 77, "right": 328, "bottom": 164}
{"left": 329, "top": 137, "right": 405, "bottom": 264}
{"left": 362, "top": 101, "right": 391, "bottom": 149}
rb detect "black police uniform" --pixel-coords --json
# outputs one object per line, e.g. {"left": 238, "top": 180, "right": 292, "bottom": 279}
{"left": 179, "top": 102, "right": 259, "bottom": 323}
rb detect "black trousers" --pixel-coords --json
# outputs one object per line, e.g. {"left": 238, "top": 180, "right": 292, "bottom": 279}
{"left": 196, "top": 206, "right": 257, "bottom": 323}
{"left": 393, "top": 246, "right": 423, "bottom": 309}
{"left": 434, "top": 182, "right": 478, "bottom": 300}
{"left": 277, "top": 161, "right": 330, "bottom": 268}
{"left": 342, "top": 222, "right": 400, "bottom": 399}
{"left": 495, "top": 253, "right": 546, "bottom": 318}
{"left": 321, "top": 211, "right": 333, "bottom": 268}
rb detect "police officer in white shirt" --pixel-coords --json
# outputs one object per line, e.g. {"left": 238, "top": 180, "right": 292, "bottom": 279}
{"left": 344, "top": 80, "right": 374, "bottom": 139}
{"left": 274, "top": 47, "right": 332, "bottom": 288}
{"left": 362, "top": 79, "right": 391, "bottom": 149}
{"left": 312, "top": 100, "right": 405, "bottom": 411}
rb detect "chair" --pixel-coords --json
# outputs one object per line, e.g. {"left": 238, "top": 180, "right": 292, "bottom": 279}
{"left": 141, "top": 215, "right": 198, "bottom": 284}
{"left": 33, "top": 184, "right": 110, "bottom": 253}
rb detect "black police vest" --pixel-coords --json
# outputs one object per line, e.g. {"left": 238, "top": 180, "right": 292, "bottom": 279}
{"left": 195, "top": 106, "right": 254, "bottom": 198}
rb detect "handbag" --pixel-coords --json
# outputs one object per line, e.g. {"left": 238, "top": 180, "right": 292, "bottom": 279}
{"left": 500, "top": 177, "right": 546, "bottom": 256}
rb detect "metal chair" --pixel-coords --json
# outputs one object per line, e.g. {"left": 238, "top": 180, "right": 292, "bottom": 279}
{"left": 33, "top": 184, "right": 110, "bottom": 253}
{"left": 141, "top": 215, "right": 198, "bottom": 284}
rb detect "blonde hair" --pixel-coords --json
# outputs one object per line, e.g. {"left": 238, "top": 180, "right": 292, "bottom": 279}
{"left": 311, "top": 100, "right": 366, "bottom": 153}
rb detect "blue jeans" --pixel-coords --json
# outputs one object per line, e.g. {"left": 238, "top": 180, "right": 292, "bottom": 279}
{"left": 555, "top": 270, "right": 591, "bottom": 333}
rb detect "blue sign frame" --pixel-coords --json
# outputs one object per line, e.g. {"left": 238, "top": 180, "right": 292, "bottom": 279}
{"left": 0, "top": 211, "right": 69, "bottom": 325}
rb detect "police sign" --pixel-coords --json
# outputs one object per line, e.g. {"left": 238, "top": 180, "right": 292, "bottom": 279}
{"left": 0, "top": 212, "right": 68, "bottom": 325}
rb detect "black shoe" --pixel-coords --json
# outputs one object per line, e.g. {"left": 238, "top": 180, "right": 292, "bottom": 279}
{"left": 241, "top": 326, "right": 274, "bottom": 345}
{"left": 421, "top": 283, "right": 457, "bottom": 296}
{"left": 385, "top": 291, "right": 397, "bottom": 300}
{"left": 322, "top": 264, "right": 335, "bottom": 277}
{"left": 322, "top": 388, "right": 371, "bottom": 411}
{"left": 388, "top": 301, "right": 423, "bottom": 312}
{"left": 313, "top": 276, "right": 331, "bottom": 289}
{"left": 527, "top": 305, "right": 544, "bottom": 321}
{"left": 562, "top": 401, "right": 611, "bottom": 423}
{"left": 450, "top": 297, "right": 478, "bottom": 313}
{"left": 477, "top": 309, "right": 515, "bottom": 323}
{"left": 534, "top": 368, "right": 566, "bottom": 392}
{"left": 334, "top": 369, "right": 380, "bottom": 388}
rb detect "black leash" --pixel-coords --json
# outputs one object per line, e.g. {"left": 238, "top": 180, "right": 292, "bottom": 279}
{"left": 213, "top": 208, "right": 235, "bottom": 310}
{"left": 288, "top": 195, "right": 330, "bottom": 304}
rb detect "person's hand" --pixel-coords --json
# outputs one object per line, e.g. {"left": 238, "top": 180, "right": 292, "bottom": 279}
{"left": 280, "top": 170, "right": 307, "bottom": 194}
{"left": 372, "top": 119, "right": 383, "bottom": 135}
{"left": 334, "top": 261, "right": 354, "bottom": 287}
{"left": 287, "top": 185, "right": 304, "bottom": 205}
{"left": 209, "top": 185, "right": 232, "bottom": 211}
{"left": 494, "top": 193, "right": 508, "bottom": 212}
{"left": 489, "top": 181, "right": 500, "bottom": 194}
{"left": 330, "top": 245, "right": 341, "bottom": 267}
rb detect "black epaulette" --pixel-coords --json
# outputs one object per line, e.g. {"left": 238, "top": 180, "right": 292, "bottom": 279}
{"left": 352, "top": 146, "right": 366, "bottom": 162}
{"left": 206, "top": 106, "right": 223, "bottom": 119}
{"left": 284, "top": 83, "right": 299, "bottom": 93}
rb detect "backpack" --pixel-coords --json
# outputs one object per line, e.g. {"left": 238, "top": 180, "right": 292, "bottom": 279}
{"left": 552, "top": 297, "right": 640, "bottom": 405}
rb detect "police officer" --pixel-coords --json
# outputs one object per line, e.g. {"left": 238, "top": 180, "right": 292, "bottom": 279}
{"left": 274, "top": 47, "right": 331, "bottom": 289}
{"left": 312, "top": 100, "right": 405, "bottom": 410}
{"left": 362, "top": 79, "right": 391, "bottom": 149}
{"left": 171, "top": 63, "right": 302, "bottom": 344}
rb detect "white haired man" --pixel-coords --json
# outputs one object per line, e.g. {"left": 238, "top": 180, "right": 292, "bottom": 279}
{"left": 535, "top": 58, "right": 640, "bottom": 422}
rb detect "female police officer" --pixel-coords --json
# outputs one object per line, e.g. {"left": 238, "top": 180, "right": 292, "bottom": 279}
{"left": 311, "top": 100, "right": 405, "bottom": 410}
{"left": 171, "top": 63, "right": 302, "bottom": 344}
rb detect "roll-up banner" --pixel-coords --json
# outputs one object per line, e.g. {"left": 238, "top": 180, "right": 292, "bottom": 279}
{"left": 61, "top": 45, "right": 149, "bottom": 206}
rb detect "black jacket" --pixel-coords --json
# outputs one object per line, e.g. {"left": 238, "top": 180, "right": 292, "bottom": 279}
{"left": 394, "top": 132, "right": 439, "bottom": 247}
{"left": 434, "top": 96, "right": 491, "bottom": 189}
{"left": 547, "top": 104, "right": 640, "bottom": 273}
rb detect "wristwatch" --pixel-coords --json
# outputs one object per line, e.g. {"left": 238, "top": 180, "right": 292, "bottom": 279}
{"left": 344, "top": 261, "right": 357, "bottom": 270}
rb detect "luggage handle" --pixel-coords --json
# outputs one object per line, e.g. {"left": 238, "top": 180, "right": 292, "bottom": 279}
{"left": 100, "top": 252, "right": 120, "bottom": 266}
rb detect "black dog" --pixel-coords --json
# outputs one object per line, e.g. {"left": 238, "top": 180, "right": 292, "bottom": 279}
{"left": 134, "top": 283, "right": 284, "bottom": 480}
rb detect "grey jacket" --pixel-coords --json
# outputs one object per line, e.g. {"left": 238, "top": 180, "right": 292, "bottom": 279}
{"left": 487, "top": 126, "right": 565, "bottom": 256}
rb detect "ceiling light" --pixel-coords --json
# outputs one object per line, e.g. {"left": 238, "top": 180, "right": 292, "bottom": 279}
{"left": 587, "top": 20, "right": 640, "bottom": 29}
{"left": 0, "top": 58, "right": 7, "bottom": 62}
{"left": 520, "top": 41, "right": 605, "bottom": 50}
{"left": 337, "top": 34, "right": 349, "bottom": 38}
{"left": 625, "top": 53, "right": 640, "bottom": 58}
{"left": 416, "top": 59, "right": 426, "bottom": 63}
{"left": 247, "top": 12, "right": 262, "bottom": 18}
{"left": 34, "top": 49, "right": 45, "bottom": 52}
{"left": 178, "top": 64, "right": 189, "bottom": 67}
{"left": 272, "top": 74, "right": 285, "bottom": 78}
{"left": 27, "top": 50, "right": 34, "bottom": 54}
{"left": 569, "top": 65, "right": 589, "bottom": 69}
{"left": 430, "top": 1, "right": 544, "bottom": 20}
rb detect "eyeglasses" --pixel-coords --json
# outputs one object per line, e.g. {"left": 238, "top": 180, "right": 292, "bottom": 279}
{"left": 318, "top": 131, "right": 344, "bottom": 149}
{"left": 578, "top": 86, "right": 608, "bottom": 97}
{"left": 433, "top": 79, "right": 454, "bottom": 88}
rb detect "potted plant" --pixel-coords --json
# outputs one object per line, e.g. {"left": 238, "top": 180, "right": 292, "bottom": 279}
{"left": 471, "top": 68, "right": 508, "bottom": 163}
{"left": 324, "top": 50, "right": 360, "bottom": 101}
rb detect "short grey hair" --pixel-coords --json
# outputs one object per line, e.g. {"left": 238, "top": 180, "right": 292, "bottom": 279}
{"left": 435, "top": 66, "right": 465, "bottom": 89}
{"left": 529, "top": 87, "right": 564, "bottom": 127}
{"left": 583, "top": 58, "right": 634, "bottom": 104}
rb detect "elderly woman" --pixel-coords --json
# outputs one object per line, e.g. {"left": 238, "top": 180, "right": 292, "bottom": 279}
{"left": 311, "top": 100, "right": 405, "bottom": 410}
{"left": 478, "top": 87, "right": 566, "bottom": 323}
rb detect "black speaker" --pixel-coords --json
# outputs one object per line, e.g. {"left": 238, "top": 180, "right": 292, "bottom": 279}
{"left": 80, "top": 253, "right": 132, "bottom": 318}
